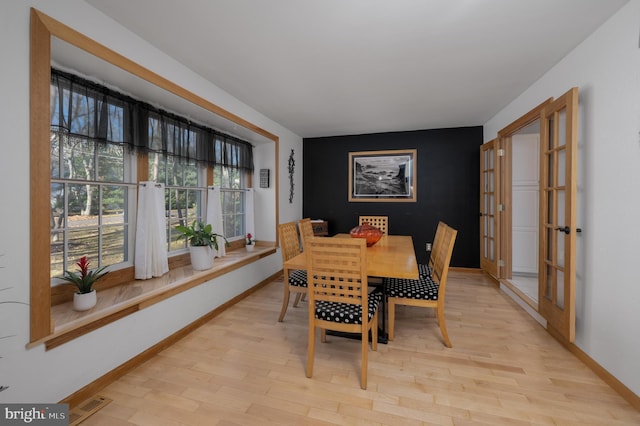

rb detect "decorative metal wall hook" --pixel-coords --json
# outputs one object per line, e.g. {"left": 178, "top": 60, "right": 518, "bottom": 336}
{"left": 288, "top": 149, "right": 295, "bottom": 203}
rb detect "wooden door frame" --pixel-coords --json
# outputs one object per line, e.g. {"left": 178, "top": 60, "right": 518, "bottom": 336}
{"left": 494, "top": 98, "right": 553, "bottom": 301}
{"left": 488, "top": 98, "right": 553, "bottom": 282}
{"left": 499, "top": 135, "right": 512, "bottom": 281}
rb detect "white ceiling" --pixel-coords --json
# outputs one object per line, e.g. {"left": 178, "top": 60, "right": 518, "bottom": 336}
{"left": 83, "top": 0, "right": 629, "bottom": 138}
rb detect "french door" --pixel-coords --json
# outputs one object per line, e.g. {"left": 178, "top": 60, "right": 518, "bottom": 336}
{"left": 539, "top": 87, "right": 578, "bottom": 343}
{"left": 480, "top": 139, "right": 500, "bottom": 278}
{"left": 481, "top": 88, "right": 578, "bottom": 344}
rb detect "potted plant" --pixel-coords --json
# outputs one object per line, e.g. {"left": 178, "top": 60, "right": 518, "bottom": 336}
{"left": 60, "top": 256, "right": 109, "bottom": 311}
{"left": 176, "top": 220, "right": 229, "bottom": 270}
{"left": 245, "top": 233, "right": 256, "bottom": 251}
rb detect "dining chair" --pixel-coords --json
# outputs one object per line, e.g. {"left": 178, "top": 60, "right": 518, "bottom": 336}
{"left": 358, "top": 215, "right": 388, "bottom": 235}
{"left": 418, "top": 221, "right": 446, "bottom": 279}
{"left": 306, "top": 237, "right": 382, "bottom": 389}
{"left": 278, "top": 221, "right": 308, "bottom": 322}
{"left": 298, "top": 218, "right": 315, "bottom": 251}
{"left": 385, "top": 223, "right": 457, "bottom": 347}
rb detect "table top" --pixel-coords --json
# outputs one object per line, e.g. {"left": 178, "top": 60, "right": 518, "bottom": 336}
{"left": 283, "top": 234, "right": 419, "bottom": 279}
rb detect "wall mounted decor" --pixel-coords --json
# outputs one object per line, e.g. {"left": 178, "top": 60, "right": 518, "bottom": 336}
{"left": 259, "top": 169, "right": 270, "bottom": 188}
{"left": 348, "top": 149, "right": 417, "bottom": 202}
{"left": 288, "top": 149, "right": 295, "bottom": 203}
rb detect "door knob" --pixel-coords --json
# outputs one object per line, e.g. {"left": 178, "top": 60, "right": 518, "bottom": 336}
{"left": 555, "top": 226, "right": 571, "bottom": 234}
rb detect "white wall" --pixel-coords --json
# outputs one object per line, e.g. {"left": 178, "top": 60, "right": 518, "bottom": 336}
{"left": 484, "top": 0, "right": 640, "bottom": 395}
{"left": 0, "top": 0, "right": 303, "bottom": 403}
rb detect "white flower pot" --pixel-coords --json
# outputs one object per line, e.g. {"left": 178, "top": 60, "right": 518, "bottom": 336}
{"left": 245, "top": 244, "right": 256, "bottom": 252}
{"left": 190, "top": 245, "right": 215, "bottom": 270}
{"left": 73, "top": 290, "right": 97, "bottom": 311}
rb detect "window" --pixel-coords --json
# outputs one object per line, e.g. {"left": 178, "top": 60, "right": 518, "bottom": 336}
{"left": 31, "top": 9, "right": 277, "bottom": 343}
{"left": 49, "top": 75, "right": 136, "bottom": 279}
{"left": 216, "top": 165, "right": 247, "bottom": 240}
{"left": 147, "top": 114, "right": 206, "bottom": 253}
{"left": 149, "top": 151, "right": 206, "bottom": 252}
{"left": 49, "top": 68, "right": 254, "bottom": 283}
{"left": 213, "top": 136, "right": 253, "bottom": 240}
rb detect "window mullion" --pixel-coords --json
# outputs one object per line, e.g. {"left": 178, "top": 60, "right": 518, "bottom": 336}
{"left": 63, "top": 182, "right": 69, "bottom": 273}
{"left": 98, "top": 185, "right": 103, "bottom": 268}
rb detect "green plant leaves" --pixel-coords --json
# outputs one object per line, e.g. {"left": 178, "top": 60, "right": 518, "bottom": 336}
{"left": 175, "top": 220, "right": 228, "bottom": 250}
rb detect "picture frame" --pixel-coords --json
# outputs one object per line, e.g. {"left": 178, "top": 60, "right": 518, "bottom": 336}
{"left": 348, "top": 149, "right": 417, "bottom": 202}
{"left": 259, "top": 169, "right": 270, "bottom": 188}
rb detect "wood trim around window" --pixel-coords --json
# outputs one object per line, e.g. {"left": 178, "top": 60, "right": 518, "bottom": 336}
{"left": 29, "top": 8, "right": 279, "bottom": 343}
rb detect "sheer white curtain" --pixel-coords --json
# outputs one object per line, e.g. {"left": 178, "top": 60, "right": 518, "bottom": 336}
{"left": 206, "top": 187, "right": 226, "bottom": 257}
{"left": 135, "top": 182, "right": 169, "bottom": 279}
{"left": 245, "top": 188, "right": 255, "bottom": 242}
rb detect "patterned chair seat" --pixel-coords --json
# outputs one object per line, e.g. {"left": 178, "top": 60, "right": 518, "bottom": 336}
{"left": 289, "top": 269, "right": 308, "bottom": 287}
{"left": 315, "top": 291, "right": 383, "bottom": 324}
{"left": 418, "top": 263, "right": 432, "bottom": 279}
{"left": 384, "top": 276, "right": 439, "bottom": 300}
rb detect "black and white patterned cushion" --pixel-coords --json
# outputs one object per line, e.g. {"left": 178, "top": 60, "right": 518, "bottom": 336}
{"left": 288, "top": 270, "right": 308, "bottom": 287}
{"left": 384, "top": 276, "right": 440, "bottom": 300}
{"left": 314, "top": 291, "right": 382, "bottom": 324}
{"left": 418, "top": 263, "right": 432, "bottom": 279}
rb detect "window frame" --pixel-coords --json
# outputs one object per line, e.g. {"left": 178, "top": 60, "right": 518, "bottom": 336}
{"left": 30, "top": 8, "right": 279, "bottom": 344}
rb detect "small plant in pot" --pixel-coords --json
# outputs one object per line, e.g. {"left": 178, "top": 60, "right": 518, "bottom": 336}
{"left": 245, "top": 233, "right": 256, "bottom": 251}
{"left": 60, "top": 256, "right": 109, "bottom": 311}
{"left": 176, "top": 220, "right": 229, "bottom": 270}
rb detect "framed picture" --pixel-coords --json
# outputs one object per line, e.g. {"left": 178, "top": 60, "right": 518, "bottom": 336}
{"left": 259, "top": 169, "right": 270, "bottom": 188}
{"left": 348, "top": 149, "right": 417, "bottom": 202}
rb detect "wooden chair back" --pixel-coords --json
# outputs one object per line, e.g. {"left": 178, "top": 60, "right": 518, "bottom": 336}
{"left": 358, "top": 215, "right": 388, "bottom": 235}
{"left": 307, "top": 237, "right": 368, "bottom": 306}
{"left": 432, "top": 224, "right": 458, "bottom": 296}
{"left": 428, "top": 221, "right": 447, "bottom": 270}
{"left": 305, "top": 236, "right": 378, "bottom": 389}
{"left": 298, "top": 218, "right": 315, "bottom": 251}
{"left": 278, "top": 221, "right": 301, "bottom": 262}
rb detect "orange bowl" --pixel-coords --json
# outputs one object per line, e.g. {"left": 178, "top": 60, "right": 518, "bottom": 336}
{"left": 349, "top": 222, "right": 383, "bottom": 247}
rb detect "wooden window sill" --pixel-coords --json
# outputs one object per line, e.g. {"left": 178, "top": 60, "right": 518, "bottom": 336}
{"left": 35, "top": 246, "right": 277, "bottom": 350}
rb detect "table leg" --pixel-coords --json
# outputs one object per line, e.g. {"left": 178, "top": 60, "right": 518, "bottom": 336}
{"left": 379, "top": 279, "right": 388, "bottom": 343}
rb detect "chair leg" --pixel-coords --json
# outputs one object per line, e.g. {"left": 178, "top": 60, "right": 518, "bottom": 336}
{"left": 306, "top": 325, "right": 316, "bottom": 378}
{"left": 278, "top": 284, "right": 291, "bottom": 322}
{"left": 293, "top": 292, "right": 302, "bottom": 307}
{"left": 388, "top": 299, "right": 396, "bottom": 341}
{"left": 436, "top": 305, "right": 452, "bottom": 348}
{"left": 321, "top": 328, "right": 327, "bottom": 343}
{"left": 371, "top": 311, "right": 378, "bottom": 351}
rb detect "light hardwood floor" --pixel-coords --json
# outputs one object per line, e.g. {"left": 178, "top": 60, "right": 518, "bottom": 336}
{"left": 84, "top": 271, "right": 640, "bottom": 425}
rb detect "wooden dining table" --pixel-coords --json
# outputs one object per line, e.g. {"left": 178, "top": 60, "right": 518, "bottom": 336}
{"left": 284, "top": 234, "right": 419, "bottom": 279}
{"left": 283, "top": 233, "right": 419, "bottom": 342}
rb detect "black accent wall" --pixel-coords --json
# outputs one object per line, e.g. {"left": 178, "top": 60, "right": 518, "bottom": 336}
{"left": 302, "top": 126, "right": 482, "bottom": 267}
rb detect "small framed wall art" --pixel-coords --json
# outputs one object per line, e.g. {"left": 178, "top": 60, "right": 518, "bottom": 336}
{"left": 259, "top": 169, "right": 270, "bottom": 188}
